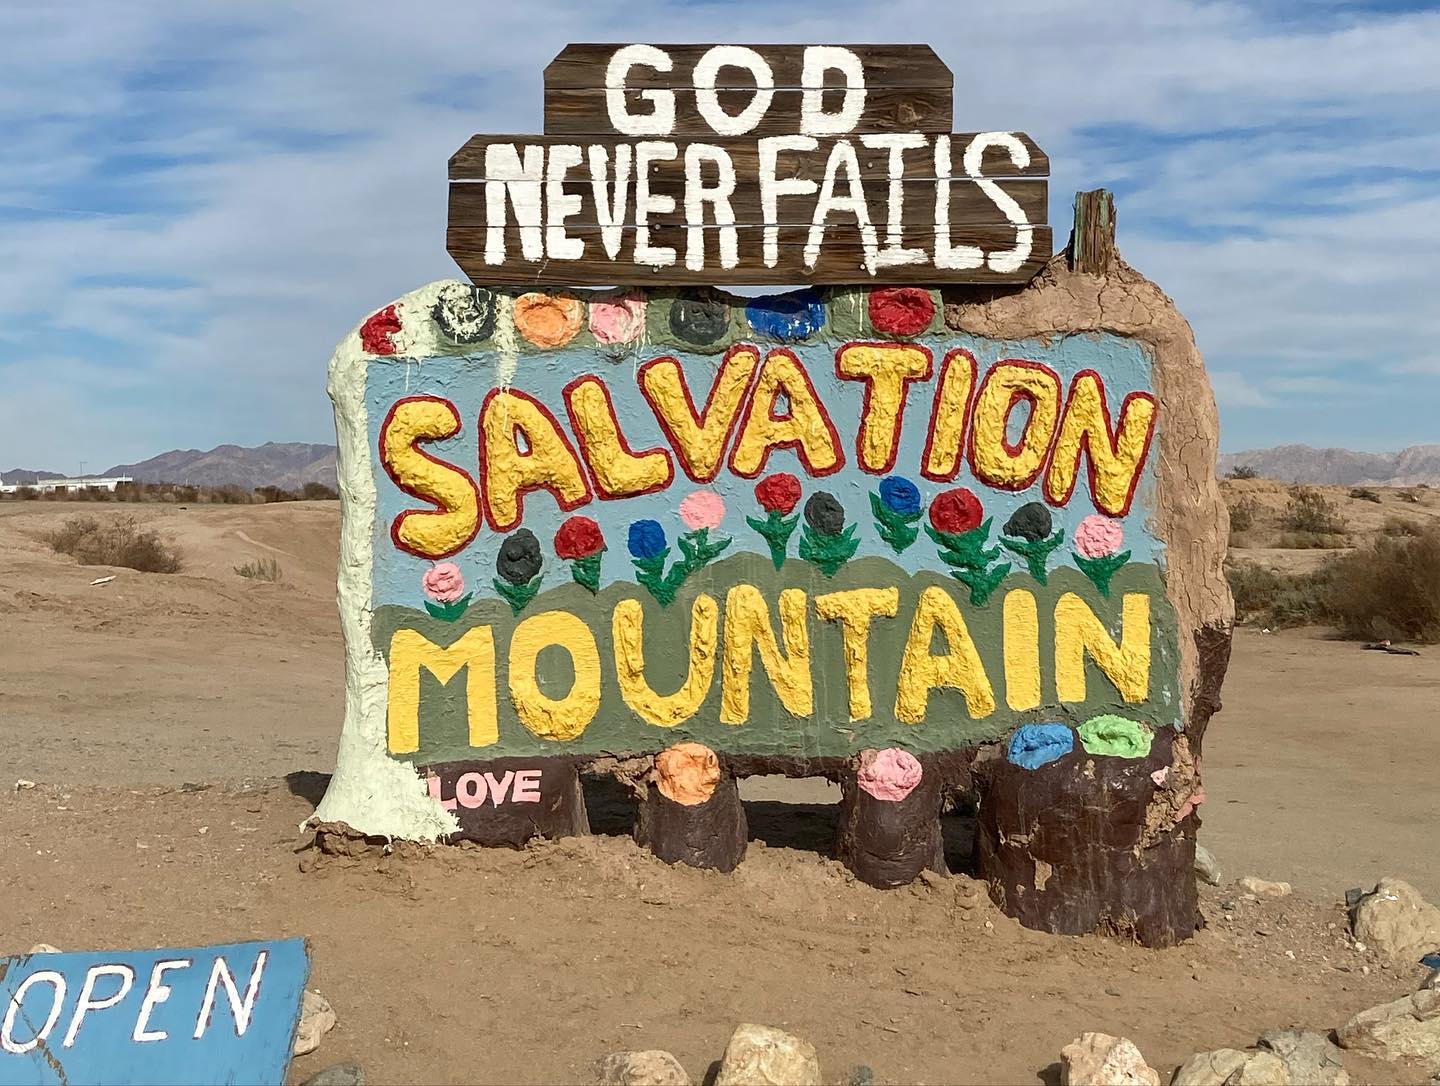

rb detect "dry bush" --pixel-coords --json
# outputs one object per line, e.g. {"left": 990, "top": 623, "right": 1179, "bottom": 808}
{"left": 45, "top": 515, "right": 182, "bottom": 573}
{"left": 1349, "top": 487, "right": 1382, "bottom": 503}
{"left": 1226, "top": 562, "right": 1332, "bottom": 628}
{"left": 1276, "top": 530, "right": 1348, "bottom": 549}
{"left": 234, "top": 557, "right": 283, "bottom": 582}
{"left": 1381, "top": 516, "right": 1423, "bottom": 537}
{"left": 1283, "top": 487, "right": 1347, "bottom": 535}
{"left": 300, "top": 481, "right": 339, "bottom": 500}
{"left": 1399, "top": 489, "right": 1422, "bottom": 504}
{"left": 1326, "top": 525, "right": 1440, "bottom": 642}
{"left": 1226, "top": 465, "right": 1259, "bottom": 480}
{"left": 1228, "top": 496, "right": 1261, "bottom": 535}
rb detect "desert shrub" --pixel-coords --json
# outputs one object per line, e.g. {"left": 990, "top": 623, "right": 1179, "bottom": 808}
{"left": 300, "top": 481, "right": 339, "bottom": 501}
{"left": 253, "top": 485, "right": 300, "bottom": 503}
{"left": 1283, "top": 487, "right": 1346, "bottom": 535}
{"left": 1325, "top": 525, "right": 1440, "bottom": 642}
{"left": 1399, "top": 489, "right": 1422, "bottom": 504}
{"left": 1227, "top": 465, "right": 1259, "bottom": 480}
{"left": 211, "top": 485, "right": 251, "bottom": 504}
{"left": 1225, "top": 562, "right": 1333, "bottom": 628}
{"left": 1275, "top": 531, "right": 1348, "bottom": 549}
{"left": 1349, "top": 487, "right": 1382, "bottom": 503}
{"left": 45, "top": 515, "right": 182, "bottom": 573}
{"left": 234, "top": 557, "right": 283, "bottom": 582}
{"left": 1228, "top": 496, "right": 1260, "bottom": 534}
{"left": 1380, "top": 516, "right": 1422, "bottom": 538}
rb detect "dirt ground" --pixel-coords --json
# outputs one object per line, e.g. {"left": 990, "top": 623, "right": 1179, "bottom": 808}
{"left": 3, "top": 501, "right": 1438, "bottom": 1084}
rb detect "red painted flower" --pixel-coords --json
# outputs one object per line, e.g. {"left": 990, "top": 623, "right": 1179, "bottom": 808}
{"left": 755, "top": 473, "right": 802, "bottom": 515}
{"left": 868, "top": 287, "right": 935, "bottom": 337}
{"left": 929, "top": 488, "right": 984, "bottom": 534}
{"left": 360, "top": 305, "right": 402, "bottom": 355}
{"left": 554, "top": 515, "right": 605, "bottom": 559}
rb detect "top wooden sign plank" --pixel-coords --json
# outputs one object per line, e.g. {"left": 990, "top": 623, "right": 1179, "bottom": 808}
{"left": 544, "top": 43, "right": 954, "bottom": 88}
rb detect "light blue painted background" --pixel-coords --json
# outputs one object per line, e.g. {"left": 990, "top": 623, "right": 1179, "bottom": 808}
{"left": 0, "top": 938, "right": 308, "bottom": 1086}
{"left": 364, "top": 333, "right": 1162, "bottom": 608}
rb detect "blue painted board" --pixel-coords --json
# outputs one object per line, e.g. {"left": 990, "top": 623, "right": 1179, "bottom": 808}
{"left": 0, "top": 938, "right": 309, "bottom": 1086}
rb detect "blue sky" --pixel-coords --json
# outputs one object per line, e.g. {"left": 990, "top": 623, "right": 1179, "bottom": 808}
{"left": 2, "top": 0, "right": 1438, "bottom": 471}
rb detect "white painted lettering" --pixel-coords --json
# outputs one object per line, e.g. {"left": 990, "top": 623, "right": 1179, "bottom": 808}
{"left": 62, "top": 964, "right": 134, "bottom": 1048}
{"left": 544, "top": 144, "right": 584, "bottom": 261}
{"left": 964, "top": 131, "right": 1033, "bottom": 274}
{"left": 932, "top": 135, "right": 982, "bottom": 271}
{"left": 588, "top": 144, "right": 633, "bottom": 260}
{"left": 193, "top": 952, "right": 266, "bottom": 1040}
{"left": 692, "top": 46, "right": 774, "bottom": 136}
{"left": 758, "top": 135, "right": 819, "bottom": 267}
{"left": 605, "top": 45, "right": 675, "bottom": 136}
{"left": 860, "top": 133, "right": 928, "bottom": 268}
{"left": 1, "top": 970, "right": 66, "bottom": 1055}
{"left": 133, "top": 959, "right": 190, "bottom": 1043}
{"left": 683, "top": 144, "right": 739, "bottom": 271}
{"left": 805, "top": 139, "right": 878, "bottom": 274}
{"left": 633, "top": 141, "right": 679, "bottom": 267}
{"left": 483, "top": 144, "right": 544, "bottom": 265}
{"left": 799, "top": 47, "right": 866, "bottom": 136}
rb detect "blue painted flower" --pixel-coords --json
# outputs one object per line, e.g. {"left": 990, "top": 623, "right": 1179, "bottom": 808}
{"left": 1007, "top": 723, "right": 1075, "bottom": 770}
{"left": 627, "top": 519, "right": 667, "bottom": 560}
{"left": 879, "top": 475, "right": 921, "bottom": 517}
{"left": 745, "top": 290, "right": 825, "bottom": 341}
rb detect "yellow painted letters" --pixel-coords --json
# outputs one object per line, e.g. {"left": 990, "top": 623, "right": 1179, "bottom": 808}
{"left": 1054, "top": 591, "right": 1151, "bottom": 703}
{"left": 814, "top": 587, "right": 899, "bottom": 720}
{"left": 895, "top": 586, "right": 996, "bottom": 723}
{"left": 720, "top": 585, "right": 813, "bottom": 722}
{"left": 380, "top": 397, "right": 480, "bottom": 559}
{"left": 387, "top": 627, "right": 497, "bottom": 754}
{"left": 612, "top": 596, "right": 719, "bottom": 726}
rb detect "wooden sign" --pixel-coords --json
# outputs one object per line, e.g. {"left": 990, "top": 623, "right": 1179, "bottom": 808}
{"left": 0, "top": 939, "right": 310, "bottom": 1086}
{"left": 447, "top": 44, "right": 1050, "bottom": 286}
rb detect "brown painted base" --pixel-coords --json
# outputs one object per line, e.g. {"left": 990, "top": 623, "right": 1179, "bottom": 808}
{"left": 974, "top": 731, "right": 1198, "bottom": 947}
{"left": 424, "top": 757, "right": 590, "bottom": 848}
{"left": 835, "top": 764, "right": 947, "bottom": 889}
{"left": 634, "top": 779, "right": 747, "bottom": 872}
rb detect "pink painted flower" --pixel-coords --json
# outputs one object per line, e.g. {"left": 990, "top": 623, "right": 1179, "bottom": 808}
{"left": 679, "top": 489, "right": 725, "bottom": 531}
{"left": 1075, "top": 514, "right": 1125, "bottom": 558}
{"left": 856, "top": 748, "right": 923, "bottom": 802}
{"left": 589, "top": 293, "right": 647, "bottom": 344}
{"left": 422, "top": 562, "right": 465, "bottom": 603}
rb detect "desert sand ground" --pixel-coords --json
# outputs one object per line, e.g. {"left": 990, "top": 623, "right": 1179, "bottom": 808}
{"left": 2, "top": 500, "right": 1437, "bottom": 1084}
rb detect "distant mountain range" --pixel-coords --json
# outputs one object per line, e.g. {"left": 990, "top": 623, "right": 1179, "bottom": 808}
{"left": 1219, "top": 444, "right": 1440, "bottom": 486}
{"left": 9, "top": 440, "right": 1438, "bottom": 491}
{"left": 4, "top": 442, "right": 337, "bottom": 490}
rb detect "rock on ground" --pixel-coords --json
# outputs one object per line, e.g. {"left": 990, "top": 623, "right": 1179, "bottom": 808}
{"left": 1257, "top": 1028, "right": 1349, "bottom": 1085}
{"left": 292, "top": 990, "right": 337, "bottom": 1057}
{"left": 1337, "top": 988, "right": 1440, "bottom": 1072}
{"left": 1059, "top": 1033, "right": 1160, "bottom": 1086}
{"left": 594, "top": 1050, "right": 691, "bottom": 1085}
{"left": 1352, "top": 878, "right": 1440, "bottom": 961}
{"left": 1194, "top": 844, "right": 1223, "bottom": 886}
{"left": 715, "top": 1024, "right": 821, "bottom": 1086}
{"left": 300, "top": 1065, "right": 365, "bottom": 1086}
{"left": 1170, "top": 1048, "right": 1251, "bottom": 1085}
{"left": 27, "top": 944, "right": 60, "bottom": 954}
{"left": 1238, "top": 876, "right": 1292, "bottom": 898}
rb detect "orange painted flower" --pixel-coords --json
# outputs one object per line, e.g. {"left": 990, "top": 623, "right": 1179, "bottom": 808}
{"left": 514, "top": 292, "right": 584, "bottom": 348}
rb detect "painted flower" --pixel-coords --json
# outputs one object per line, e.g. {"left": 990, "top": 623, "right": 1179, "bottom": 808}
{"left": 755, "top": 473, "right": 802, "bottom": 516}
{"left": 868, "top": 287, "right": 935, "bottom": 337}
{"left": 589, "top": 293, "right": 647, "bottom": 345}
{"left": 679, "top": 490, "right": 726, "bottom": 531}
{"left": 432, "top": 283, "right": 495, "bottom": 345}
{"left": 668, "top": 293, "right": 729, "bottom": 345}
{"left": 929, "top": 488, "right": 984, "bottom": 535}
{"left": 422, "top": 562, "right": 465, "bottom": 604}
{"left": 1003, "top": 502, "right": 1053, "bottom": 543}
{"left": 1007, "top": 723, "right": 1074, "bottom": 770}
{"left": 554, "top": 515, "right": 605, "bottom": 560}
{"left": 804, "top": 492, "right": 846, "bottom": 536}
{"left": 856, "top": 748, "right": 923, "bottom": 803}
{"left": 878, "top": 476, "right": 922, "bottom": 517}
{"left": 745, "top": 289, "right": 825, "bottom": 341}
{"left": 628, "top": 519, "right": 668, "bottom": 560}
{"left": 1075, "top": 514, "right": 1125, "bottom": 558}
{"left": 360, "top": 305, "right": 402, "bottom": 355}
{"left": 654, "top": 742, "right": 721, "bottom": 806}
{"left": 496, "top": 529, "right": 543, "bottom": 586}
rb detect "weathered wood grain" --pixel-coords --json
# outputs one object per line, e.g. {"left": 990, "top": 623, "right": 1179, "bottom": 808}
{"left": 544, "top": 43, "right": 953, "bottom": 89}
{"left": 447, "top": 222, "right": 1053, "bottom": 285}
{"left": 447, "top": 172, "right": 1047, "bottom": 230}
{"left": 449, "top": 133, "right": 1049, "bottom": 180}
{"left": 1071, "top": 188, "right": 1116, "bottom": 274}
{"left": 544, "top": 86, "right": 953, "bottom": 137}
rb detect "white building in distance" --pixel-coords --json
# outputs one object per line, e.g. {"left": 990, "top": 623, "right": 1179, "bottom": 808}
{"left": 0, "top": 475, "right": 133, "bottom": 495}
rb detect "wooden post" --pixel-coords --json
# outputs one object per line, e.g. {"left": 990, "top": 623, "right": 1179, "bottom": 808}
{"left": 835, "top": 750, "right": 946, "bottom": 888}
{"left": 974, "top": 729, "right": 1198, "bottom": 947}
{"left": 1070, "top": 189, "right": 1116, "bottom": 274}
{"left": 633, "top": 744, "right": 747, "bottom": 872}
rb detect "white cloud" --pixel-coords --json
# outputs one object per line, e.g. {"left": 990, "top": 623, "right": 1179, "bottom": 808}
{"left": 1, "top": 0, "right": 1438, "bottom": 467}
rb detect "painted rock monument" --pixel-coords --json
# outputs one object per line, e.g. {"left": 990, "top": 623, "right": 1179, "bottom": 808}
{"left": 311, "top": 44, "right": 1231, "bottom": 948}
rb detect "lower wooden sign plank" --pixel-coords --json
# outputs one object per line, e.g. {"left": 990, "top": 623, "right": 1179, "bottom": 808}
{"left": 449, "top": 132, "right": 1049, "bottom": 181}
{"left": 447, "top": 175, "right": 1047, "bottom": 232}
{"left": 447, "top": 223, "right": 1053, "bottom": 285}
